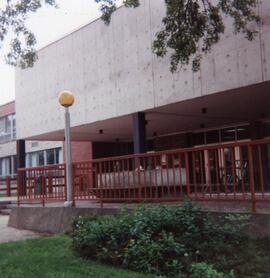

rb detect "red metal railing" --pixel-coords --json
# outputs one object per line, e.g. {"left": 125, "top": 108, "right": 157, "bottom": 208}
{"left": 17, "top": 139, "right": 270, "bottom": 211}
{"left": 17, "top": 164, "right": 66, "bottom": 205}
{"left": 73, "top": 161, "right": 97, "bottom": 201}
{"left": 0, "top": 176, "right": 17, "bottom": 197}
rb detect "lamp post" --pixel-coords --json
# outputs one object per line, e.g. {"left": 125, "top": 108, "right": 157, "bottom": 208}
{"left": 58, "top": 90, "right": 75, "bottom": 207}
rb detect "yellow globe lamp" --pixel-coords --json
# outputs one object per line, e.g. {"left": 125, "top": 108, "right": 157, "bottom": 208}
{"left": 58, "top": 90, "right": 75, "bottom": 207}
{"left": 58, "top": 90, "right": 75, "bottom": 107}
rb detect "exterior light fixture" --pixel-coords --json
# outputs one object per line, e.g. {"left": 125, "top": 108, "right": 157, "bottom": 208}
{"left": 58, "top": 90, "right": 75, "bottom": 207}
{"left": 201, "top": 108, "right": 207, "bottom": 114}
{"left": 58, "top": 90, "right": 75, "bottom": 107}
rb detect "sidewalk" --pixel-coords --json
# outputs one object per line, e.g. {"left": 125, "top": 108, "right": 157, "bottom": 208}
{"left": 0, "top": 215, "right": 39, "bottom": 244}
{"left": 0, "top": 196, "right": 17, "bottom": 203}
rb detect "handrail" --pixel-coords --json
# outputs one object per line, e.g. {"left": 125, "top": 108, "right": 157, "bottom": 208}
{"left": 16, "top": 139, "right": 270, "bottom": 212}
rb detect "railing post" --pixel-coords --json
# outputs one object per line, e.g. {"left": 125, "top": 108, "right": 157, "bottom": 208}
{"left": 99, "top": 162, "right": 103, "bottom": 207}
{"left": 48, "top": 176, "right": 53, "bottom": 194}
{"left": 17, "top": 170, "right": 22, "bottom": 206}
{"left": 72, "top": 164, "right": 76, "bottom": 207}
{"left": 247, "top": 145, "right": 256, "bottom": 213}
{"left": 185, "top": 152, "right": 190, "bottom": 196}
{"left": 42, "top": 175, "right": 46, "bottom": 207}
{"left": 137, "top": 157, "right": 142, "bottom": 200}
{"left": 6, "top": 176, "right": 11, "bottom": 197}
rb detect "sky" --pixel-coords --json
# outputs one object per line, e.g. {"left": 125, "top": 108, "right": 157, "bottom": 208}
{"left": 0, "top": 0, "right": 119, "bottom": 105}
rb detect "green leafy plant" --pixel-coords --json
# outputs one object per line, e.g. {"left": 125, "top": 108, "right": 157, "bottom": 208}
{"left": 0, "top": 1, "right": 260, "bottom": 71}
{"left": 71, "top": 200, "right": 255, "bottom": 277}
{"left": 96, "top": 0, "right": 260, "bottom": 72}
{"left": 189, "top": 263, "right": 234, "bottom": 278}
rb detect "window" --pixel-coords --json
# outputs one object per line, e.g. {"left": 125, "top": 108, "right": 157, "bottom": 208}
{"left": 46, "top": 149, "right": 55, "bottom": 165}
{"left": 38, "top": 151, "right": 44, "bottom": 166}
{"left": 12, "top": 115, "right": 16, "bottom": 138}
{"left": 55, "top": 148, "right": 60, "bottom": 164}
{"left": 191, "top": 124, "right": 251, "bottom": 147}
{"left": 26, "top": 148, "right": 61, "bottom": 167}
{"left": 192, "top": 132, "right": 205, "bottom": 146}
{"left": 221, "top": 127, "right": 236, "bottom": 142}
{"left": 0, "top": 156, "right": 17, "bottom": 178}
{"left": 236, "top": 126, "right": 250, "bottom": 140}
{"left": 263, "top": 122, "right": 270, "bottom": 138}
{"left": 0, "top": 113, "right": 16, "bottom": 143}
{"left": 206, "top": 130, "right": 220, "bottom": 144}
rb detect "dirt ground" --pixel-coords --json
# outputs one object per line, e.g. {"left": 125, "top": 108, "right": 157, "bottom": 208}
{"left": 0, "top": 215, "right": 39, "bottom": 244}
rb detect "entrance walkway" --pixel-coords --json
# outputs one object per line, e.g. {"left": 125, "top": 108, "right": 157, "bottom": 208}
{"left": 0, "top": 215, "right": 39, "bottom": 244}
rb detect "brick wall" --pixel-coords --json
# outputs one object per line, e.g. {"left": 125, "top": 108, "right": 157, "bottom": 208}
{"left": 63, "top": 141, "right": 92, "bottom": 162}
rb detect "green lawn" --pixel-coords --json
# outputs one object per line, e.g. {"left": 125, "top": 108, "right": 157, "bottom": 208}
{"left": 0, "top": 235, "right": 151, "bottom": 278}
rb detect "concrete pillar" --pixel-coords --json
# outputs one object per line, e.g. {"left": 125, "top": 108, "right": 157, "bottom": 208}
{"left": 16, "top": 140, "right": 26, "bottom": 168}
{"left": 16, "top": 140, "right": 26, "bottom": 195}
{"left": 132, "top": 112, "right": 146, "bottom": 154}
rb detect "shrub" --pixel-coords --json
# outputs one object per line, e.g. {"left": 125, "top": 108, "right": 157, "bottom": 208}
{"left": 189, "top": 263, "right": 234, "bottom": 278}
{"left": 71, "top": 200, "right": 250, "bottom": 277}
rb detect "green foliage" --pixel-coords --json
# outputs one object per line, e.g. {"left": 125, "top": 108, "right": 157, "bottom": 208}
{"left": 98, "top": 0, "right": 260, "bottom": 72}
{"left": 189, "top": 263, "right": 233, "bottom": 278}
{"left": 0, "top": 0, "right": 57, "bottom": 68}
{"left": 0, "top": 0, "right": 260, "bottom": 71}
{"left": 71, "top": 200, "right": 256, "bottom": 277}
{"left": 95, "top": 0, "right": 139, "bottom": 25}
{"left": 152, "top": 0, "right": 260, "bottom": 72}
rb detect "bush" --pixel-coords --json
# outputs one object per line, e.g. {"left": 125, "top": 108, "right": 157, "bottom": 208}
{"left": 71, "top": 200, "right": 250, "bottom": 277}
{"left": 189, "top": 263, "right": 234, "bottom": 278}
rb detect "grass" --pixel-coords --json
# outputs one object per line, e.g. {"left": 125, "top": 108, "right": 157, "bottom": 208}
{"left": 0, "top": 233, "right": 269, "bottom": 278}
{"left": 0, "top": 235, "right": 152, "bottom": 278}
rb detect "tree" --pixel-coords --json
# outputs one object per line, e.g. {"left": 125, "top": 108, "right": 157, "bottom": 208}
{"left": 0, "top": 0, "right": 260, "bottom": 72}
{"left": 0, "top": 0, "right": 57, "bottom": 68}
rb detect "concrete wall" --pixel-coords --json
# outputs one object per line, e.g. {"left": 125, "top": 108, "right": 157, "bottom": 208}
{"left": 15, "top": 0, "right": 270, "bottom": 140}
{"left": 25, "top": 141, "right": 63, "bottom": 153}
{"left": 0, "top": 141, "right": 16, "bottom": 157}
{"left": 8, "top": 205, "right": 270, "bottom": 237}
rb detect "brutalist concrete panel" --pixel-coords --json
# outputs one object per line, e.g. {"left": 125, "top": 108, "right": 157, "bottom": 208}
{"left": 0, "top": 141, "right": 16, "bottom": 157}
{"left": 261, "top": 30, "right": 270, "bottom": 81}
{"left": 15, "top": 0, "right": 270, "bottom": 140}
{"left": 114, "top": 7, "right": 143, "bottom": 115}
{"left": 94, "top": 20, "right": 118, "bottom": 119}
{"left": 238, "top": 41, "right": 263, "bottom": 87}
{"left": 204, "top": 50, "right": 240, "bottom": 96}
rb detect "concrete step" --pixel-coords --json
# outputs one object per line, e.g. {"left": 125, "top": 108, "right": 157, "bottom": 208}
{"left": 0, "top": 208, "right": 11, "bottom": 215}
{"left": 0, "top": 201, "right": 12, "bottom": 206}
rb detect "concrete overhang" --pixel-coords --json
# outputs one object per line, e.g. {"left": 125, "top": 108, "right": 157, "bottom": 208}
{"left": 24, "top": 81, "right": 270, "bottom": 142}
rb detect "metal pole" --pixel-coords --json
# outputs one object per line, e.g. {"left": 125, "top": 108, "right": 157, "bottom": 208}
{"left": 64, "top": 107, "right": 73, "bottom": 207}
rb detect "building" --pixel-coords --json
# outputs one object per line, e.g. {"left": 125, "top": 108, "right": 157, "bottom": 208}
{"left": 0, "top": 102, "right": 17, "bottom": 178}
{"left": 0, "top": 101, "right": 91, "bottom": 179}
{"left": 14, "top": 0, "right": 270, "bottom": 207}
{"left": 0, "top": 101, "right": 64, "bottom": 178}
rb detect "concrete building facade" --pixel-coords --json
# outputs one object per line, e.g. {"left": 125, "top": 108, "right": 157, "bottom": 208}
{"left": 0, "top": 101, "right": 64, "bottom": 178}
{"left": 14, "top": 0, "right": 270, "bottom": 161}
{"left": 0, "top": 101, "right": 92, "bottom": 178}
